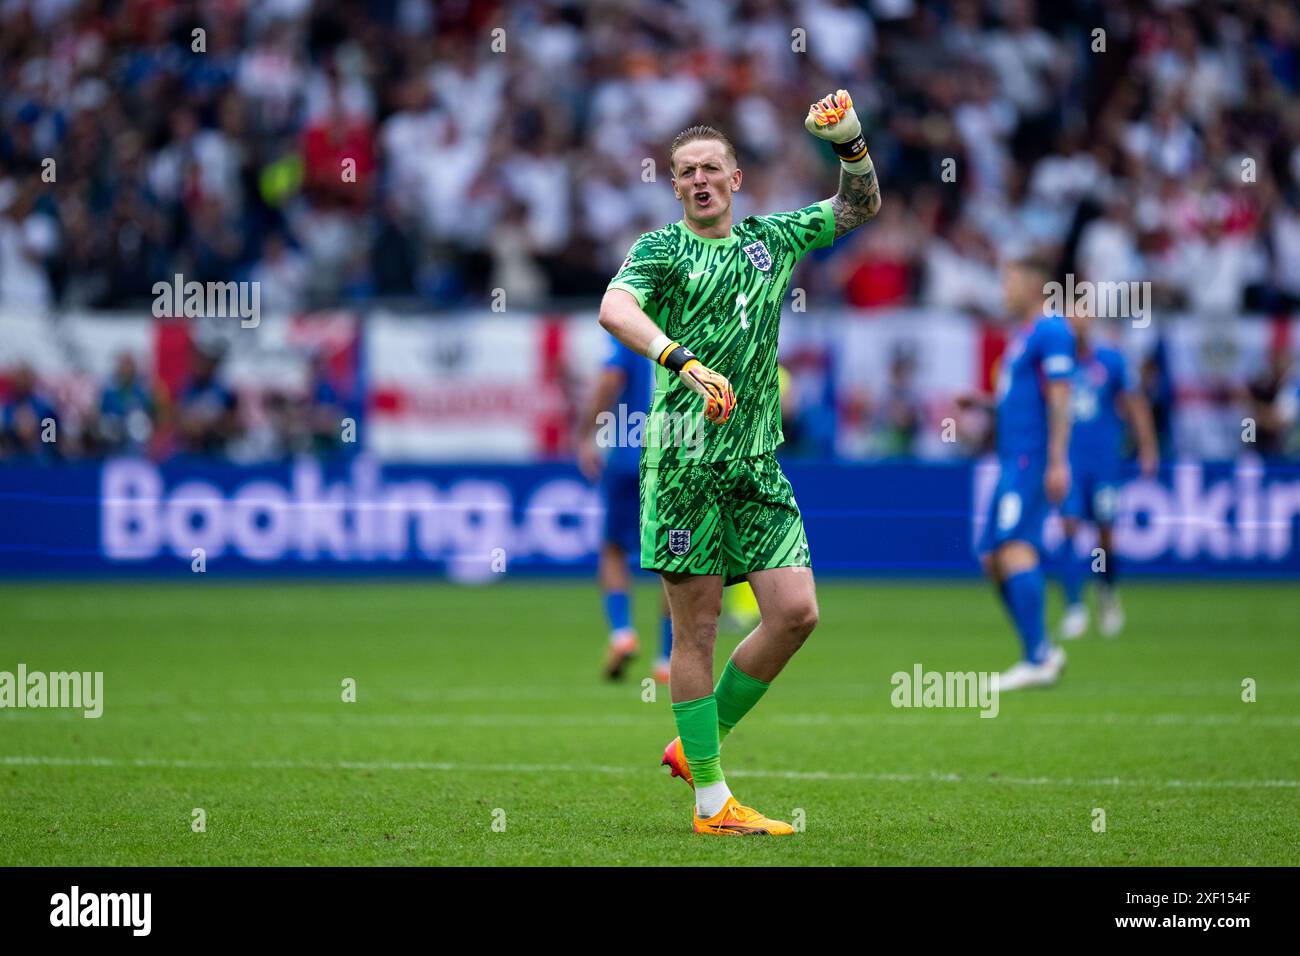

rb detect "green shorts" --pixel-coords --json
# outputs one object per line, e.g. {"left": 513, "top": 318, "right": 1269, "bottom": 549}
{"left": 639, "top": 451, "right": 811, "bottom": 585}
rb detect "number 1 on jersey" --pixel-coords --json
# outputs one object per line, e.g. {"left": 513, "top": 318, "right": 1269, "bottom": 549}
{"left": 736, "top": 293, "right": 749, "bottom": 331}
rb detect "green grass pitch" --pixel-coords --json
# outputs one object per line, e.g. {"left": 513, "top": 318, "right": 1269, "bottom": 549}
{"left": 0, "top": 580, "right": 1296, "bottom": 866}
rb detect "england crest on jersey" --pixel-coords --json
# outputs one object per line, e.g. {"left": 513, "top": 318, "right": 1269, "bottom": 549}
{"left": 667, "top": 529, "right": 691, "bottom": 556}
{"left": 742, "top": 240, "right": 772, "bottom": 272}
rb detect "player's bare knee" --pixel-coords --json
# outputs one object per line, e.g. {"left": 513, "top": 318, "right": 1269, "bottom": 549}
{"left": 676, "top": 614, "right": 718, "bottom": 649}
{"left": 777, "top": 599, "right": 819, "bottom": 642}
{"left": 998, "top": 541, "right": 1037, "bottom": 576}
{"left": 795, "top": 602, "right": 819, "bottom": 640}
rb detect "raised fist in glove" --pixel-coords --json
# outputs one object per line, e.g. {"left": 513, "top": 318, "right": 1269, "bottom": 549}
{"left": 804, "top": 89, "right": 871, "bottom": 173}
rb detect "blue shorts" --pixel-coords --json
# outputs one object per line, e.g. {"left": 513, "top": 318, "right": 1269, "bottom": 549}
{"left": 978, "top": 454, "right": 1048, "bottom": 555}
{"left": 1062, "top": 462, "right": 1121, "bottom": 525}
{"left": 600, "top": 467, "right": 640, "bottom": 554}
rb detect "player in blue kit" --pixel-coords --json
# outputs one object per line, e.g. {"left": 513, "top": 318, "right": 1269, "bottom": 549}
{"left": 961, "top": 257, "right": 1075, "bottom": 690}
{"left": 579, "top": 338, "right": 674, "bottom": 683}
{"left": 1056, "top": 305, "right": 1160, "bottom": 640}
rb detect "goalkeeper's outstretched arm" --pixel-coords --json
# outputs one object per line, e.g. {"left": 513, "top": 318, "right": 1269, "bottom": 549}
{"left": 599, "top": 289, "right": 736, "bottom": 425}
{"left": 804, "top": 89, "right": 882, "bottom": 238}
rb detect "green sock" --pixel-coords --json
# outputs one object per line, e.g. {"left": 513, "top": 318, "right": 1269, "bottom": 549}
{"left": 671, "top": 695, "right": 724, "bottom": 786}
{"left": 715, "top": 659, "right": 771, "bottom": 743}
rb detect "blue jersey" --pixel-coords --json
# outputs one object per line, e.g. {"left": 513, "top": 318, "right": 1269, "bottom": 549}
{"left": 994, "top": 315, "right": 1075, "bottom": 459}
{"left": 1069, "top": 345, "right": 1128, "bottom": 466}
{"left": 604, "top": 339, "right": 653, "bottom": 473}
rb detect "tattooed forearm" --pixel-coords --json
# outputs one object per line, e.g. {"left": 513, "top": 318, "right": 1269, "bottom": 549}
{"left": 830, "top": 159, "right": 881, "bottom": 238}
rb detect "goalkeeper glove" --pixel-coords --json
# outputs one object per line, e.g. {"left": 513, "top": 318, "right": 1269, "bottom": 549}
{"left": 647, "top": 334, "right": 736, "bottom": 425}
{"left": 804, "top": 89, "right": 872, "bottom": 175}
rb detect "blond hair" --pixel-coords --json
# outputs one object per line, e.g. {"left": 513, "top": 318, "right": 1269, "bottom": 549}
{"left": 669, "top": 125, "right": 737, "bottom": 173}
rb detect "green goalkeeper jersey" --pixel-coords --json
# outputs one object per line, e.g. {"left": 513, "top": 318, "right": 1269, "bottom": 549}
{"left": 607, "top": 200, "right": 835, "bottom": 468}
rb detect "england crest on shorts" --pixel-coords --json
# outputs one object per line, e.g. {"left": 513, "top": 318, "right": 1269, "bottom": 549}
{"left": 668, "top": 529, "right": 691, "bottom": 556}
{"left": 742, "top": 240, "right": 772, "bottom": 272}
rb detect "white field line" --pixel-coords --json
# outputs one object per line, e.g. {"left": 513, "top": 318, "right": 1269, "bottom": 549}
{"left": 5, "top": 680, "right": 1292, "bottom": 708}
{"left": 5, "top": 710, "right": 1300, "bottom": 728}
{"left": 2, "top": 754, "right": 1296, "bottom": 790}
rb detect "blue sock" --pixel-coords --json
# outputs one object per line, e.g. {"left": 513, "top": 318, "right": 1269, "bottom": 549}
{"left": 1100, "top": 553, "right": 1117, "bottom": 589}
{"left": 604, "top": 591, "right": 631, "bottom": 634}
{"left": 1058, "top": 542, "right": 1085, "bottom": 606}
{"left": 659, "top": 613, "right": 673, "bottom": 661}
{"left": 1003, "top": 567, "right": 1049, "bottom": 664}
{"left": 993, "top": 579, "right": 1016, "bottom": 636}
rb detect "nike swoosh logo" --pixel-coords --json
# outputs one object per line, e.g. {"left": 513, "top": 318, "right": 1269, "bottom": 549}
{"left": 688, "top": 269, "right": 714, "bottom": 279}
{"left": 709, "top": 824, "right": 770, "bottom": 835}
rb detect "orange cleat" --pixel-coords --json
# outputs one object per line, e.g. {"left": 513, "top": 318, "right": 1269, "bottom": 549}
{"left": 603, "top": 630, "right": 638, "bottom": 680}
{"left": 660, "top": 736, "right": 693, "bottom": 789}
{"left": 694, "top": 796, "right": 794, "bottom": 836}
{"left": 652, "top": 661, "right": 671, "bottom": 685}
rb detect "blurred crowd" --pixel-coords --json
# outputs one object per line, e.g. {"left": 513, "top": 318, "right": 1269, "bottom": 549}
{"left": 785, "top": 333, "right": 1298, "bottom": 460}
{"left": 0, "top": 344, "right": 352, "bottom": 461}
{"left": 3, "top": 0, "right": 1300, "bottom": 310}
{"left": 2, "top": 0, "right": 1300, "bottom": 460}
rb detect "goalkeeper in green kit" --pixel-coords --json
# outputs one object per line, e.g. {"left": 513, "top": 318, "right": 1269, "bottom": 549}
{"left": 598, "top": 90, "right": 882, "bottom": 835}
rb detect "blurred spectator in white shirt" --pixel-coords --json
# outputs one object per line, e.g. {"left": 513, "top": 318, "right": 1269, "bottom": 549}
{"left": 0, "top": 178, "right": 57, "bottom": 311}
{"left": 250, "top": 232, "right": 309, "bottom": 316}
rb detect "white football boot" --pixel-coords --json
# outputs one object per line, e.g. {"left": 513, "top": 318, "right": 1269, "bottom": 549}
{"left": 997, "top": 645, "right": 1067, "bottom": 691}
{"left": 1060, "top": 603, "right": 1089, "bottom": 640}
